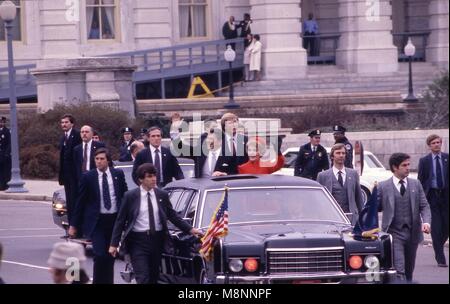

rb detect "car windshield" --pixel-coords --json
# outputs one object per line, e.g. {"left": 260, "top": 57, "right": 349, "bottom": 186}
{"left": 364, "top": 154, "right": 385, "bottom": 169}
{"left": 200, "top": 187, "right": 346, "bottom": 227}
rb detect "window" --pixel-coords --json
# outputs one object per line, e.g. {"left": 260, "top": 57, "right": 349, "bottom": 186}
{"left": 86, "top": 0, "right": 116, "bottom": 40}
{"left": 179, "top": 0, "right": 207, "bottom": 38}
{"left": 0, "top": 0, "right": 21, "bottom": 41}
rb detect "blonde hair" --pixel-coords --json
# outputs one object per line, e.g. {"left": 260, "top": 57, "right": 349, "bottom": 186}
{"left": 247, "top": 137, "right": 267, "bottom": 155}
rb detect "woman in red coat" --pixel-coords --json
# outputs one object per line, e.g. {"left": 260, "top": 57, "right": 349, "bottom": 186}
{"left": 238, "top": 136, "right": 285, "bottom": 174}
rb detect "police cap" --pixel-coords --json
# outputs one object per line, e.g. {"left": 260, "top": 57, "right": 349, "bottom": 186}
{"left": 0, "top": 116, "right": 6, "bottom": 122}
{"left": 332, "top": 125, "right": 346, "bottom": 133}
{"left": 140, "top": 128, "right": 148, "bottom": 134}
{"left": 308, "top": 129, "right": 321, "bottom": 137}
{"left": 122, "top": 127, "right": 133, "bottom": 133}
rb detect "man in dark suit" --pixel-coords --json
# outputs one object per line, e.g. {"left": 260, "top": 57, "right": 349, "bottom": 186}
{"left": 294, "top": 129, "right": 329, "bottom": 180}
{"left": 418, "top": 134, "right": 449, "bottom": 267}
{"left": 73, "top": 125, "right": 105, "bottom": 184}
{"left": 109, "top": 163, "right": 202, "bottom": 284}
{"left": 0, "top": 116, "right": 11, "bottom": 191}
{"left": 220, "top": 113, "right": 248, "bottom": 175}
{"left": 378, "top": 153, "right": 431, "bottom": 282}
{"left": 317, "top": 143, "right": 363, "bottom": 225}
{"left": 333, "top": 125, "right": 353, "bottom": 168}
{"left": 132, "top": 126, "right": 184, "bottom": 187}
{"left": 119, "top": 127, "right": 135, "bottom": 162}
{"left": 69, "top": 148, "right": 128, "bottom": 284}
{"left": 59, "top": 114, "right": 82, "bottom": 226}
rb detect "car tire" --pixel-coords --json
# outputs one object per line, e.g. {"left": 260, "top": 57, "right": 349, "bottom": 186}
{"left": 360, "top": 187, "right": 371, "bottom": 205}
{"left": 198, "top": 269, "right": 209, "bottom": 284}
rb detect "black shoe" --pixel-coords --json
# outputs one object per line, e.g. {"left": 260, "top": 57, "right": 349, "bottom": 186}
{"left": 437, "top": 263, "right": 448, "bottom": 267}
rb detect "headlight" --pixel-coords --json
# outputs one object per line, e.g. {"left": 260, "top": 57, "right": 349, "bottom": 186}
{"left": 364, "top": 255, "right": 379, "bottom": 269}
{"left": 244, "top": 258, "right": 259, "bottom": 272}
{"left": 348, "top": 255, "right": 363, "bottom": 270}
{"left": 54, "top": 203, "right": 64, "bottom": 210}
{"left": 228, "top": 259, "right": 243, "bottom": 272}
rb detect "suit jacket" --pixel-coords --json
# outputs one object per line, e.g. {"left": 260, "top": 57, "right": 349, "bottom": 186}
{"left": 119, "top": 138, "right": 135, "bottom": 162}
{"left": 377, "top": 177, "right": 431, "bottom": 244}
{"left": 110, "top": 187, "right": 192, "bottom": 254}
{"left": 132, "top": 146, "right": 184, "bottom": 186}
{"left": 73, "top": 141, "right": 105, "bottom": 183}
{"left": 72, "top": 167, "right": 128, "bottom": 238}
{"left": 221, "top": 133, "right": 249, "bottom": 175}
{"left": 0, "top": 127, "right": 11, "bottom": 161}
{"left": 59, "top": 129, "right": 82, "bottom": 185}
{"left": 317, "top": 167, "right": 363, "bottom": 220}
{"left": 418, "top": 152, "right": 449, "bottom": 200}
{"left": 294, "top": 143, "right": 329, "bottom": 179}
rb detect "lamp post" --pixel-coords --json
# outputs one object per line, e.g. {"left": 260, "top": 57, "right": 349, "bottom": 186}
{"left": 403, "top": 38, "right": 418, "bottom": 103}
{"left": 223, "top": 45, "right": 240, "bottom": 109}
{"left": 0, "top": 1, "right": 27, "bottom": 193}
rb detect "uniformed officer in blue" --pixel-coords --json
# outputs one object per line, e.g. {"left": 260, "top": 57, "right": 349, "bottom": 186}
{"left": 0, "top": 116, "right": 11, "bottom": 190}
{"left": 294, "top": 129, "right": 329, "bottom": 180}
{"left": 333, "top": 125, "right": 353, "bottom": 168}
{"left": 119, "top": 127, "right": 135, "bottom": 162}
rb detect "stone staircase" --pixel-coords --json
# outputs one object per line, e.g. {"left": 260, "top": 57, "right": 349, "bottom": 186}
{"left": 231, "top": 62, "right": 442, "bottom": 97}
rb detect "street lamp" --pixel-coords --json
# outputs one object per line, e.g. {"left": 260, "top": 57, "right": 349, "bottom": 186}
{"left": 223, "top": 45, "right": 240, "bottom": 109}
{"left": 0, "top": 0, "right": 27, "bottom": 193}
{"left": 403, "top": 38, "right": 418, "bottom": 103}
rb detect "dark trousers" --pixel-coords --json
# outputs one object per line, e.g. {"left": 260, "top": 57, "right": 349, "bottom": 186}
{"left": 63, "top": 175, "right": 78, "bottom": 226}
{"left": 0, "top": 157, "right": 11, "bottom": 190}
{"left": 390, "top": 229, "right": 418, "bottom": 282}
{"left": 428, "top": 189, "right": 449, "bottom": 264}
{"left": 303, "top": 32, "right": 316, "bottom": 56}
{"left": 91, "top": 213, "right": 117, "bottom": 284}
{"left": 128, "top": 231, "right": 164, "bottom": 284}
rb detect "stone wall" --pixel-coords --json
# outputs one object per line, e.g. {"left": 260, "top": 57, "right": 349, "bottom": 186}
{"left": 283, "top": 128, "right": 450, "bottom": 171}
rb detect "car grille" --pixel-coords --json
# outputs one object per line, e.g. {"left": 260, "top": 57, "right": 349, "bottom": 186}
{"left": 267, "top": 248, "right": 344, "bottom": 274}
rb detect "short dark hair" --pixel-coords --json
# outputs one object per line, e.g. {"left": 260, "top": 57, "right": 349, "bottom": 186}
{"left": 426, "top": 134, "right": 441, "bottom": 146}
{"left": 254, "top": 34, "right": 260, "bottom": 40}
{"left": 61, "top": 114, "right": 75, "bottom": 124}
{"left": 136, "top": 163, "right": 157, "bottom": 180}
{"left": 94, "top": 147, "right": 113, "bottom": 166}
{"left": 148, "top": 126, "right": 162, "bottom": 135}
{"left": 389, "top": 153, "right": 410, "bottom": 172}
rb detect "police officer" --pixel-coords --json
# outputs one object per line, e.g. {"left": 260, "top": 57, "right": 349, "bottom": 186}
{"left": 294, "top": 129, "right": 329, "bottom": 180}
{"left": 333, "top": 125, "right": 353, "bottom": 168}
{"left": 0, "top": 117, "right": 11, "bottom": 191}
{"left": 140, "top": 128, "right": 150, "bottom": 148}
{"left": 119, "top": 127, "right": 135, "bottom": 162}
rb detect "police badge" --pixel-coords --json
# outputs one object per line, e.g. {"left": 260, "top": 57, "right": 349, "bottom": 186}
{"left": 345, "top": 144, "right": 351, "bottom": 150}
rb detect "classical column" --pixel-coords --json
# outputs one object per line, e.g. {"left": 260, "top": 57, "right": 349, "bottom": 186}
{"left": 427, "top": 0, "right": 449, "bottom": 68}
{"left": 32, "top": 57, "right": 137, "bottom": 117}
{"left": 250, "top": 0, "right": 308, "bottom": 79}
{"left": 336, "top": 0, "right": 398, "bottom": 73}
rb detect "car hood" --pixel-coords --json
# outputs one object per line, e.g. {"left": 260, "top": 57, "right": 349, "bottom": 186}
{"left": 223, "top": 222, "right": 352, "bottom": 248}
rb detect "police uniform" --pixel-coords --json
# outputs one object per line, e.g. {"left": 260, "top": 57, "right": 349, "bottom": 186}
{"left": 0, "top": 117, "right": 11, "bottom": 190}
{"left": 333, "top": 125, "right": 353, "bottom": 168}
{"left": 294, "top": 129, "right": 330, "bottom": 180}
{"left": 119, "top": 127, "right": 135, "bottom": 162}
{"left": 140, "top": 128, "right": 150, "bottom": 148}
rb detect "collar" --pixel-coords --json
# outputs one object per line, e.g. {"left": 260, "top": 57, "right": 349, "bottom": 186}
{"left": 393, "top": 175, "right": 407, "bottom": 187}
{"left": 84, "top": 140, "right": 92, "bottom": 147}
{"left": 65, "top": 128, "right": 72, "bottom": 136}
{"left": 97, "top": 167, "right": 111, "bottom": 176}
{"left": 140, "top": 186, "right": 155, "bottom": 196}
{"left": 332, "top": 166, "right": 345, "bottom": 175}
{"left": 150, "top": 145, "right": 161, "bottom": 153}
{"left": 432, "top": 152, "right": 442, "bottom": 158}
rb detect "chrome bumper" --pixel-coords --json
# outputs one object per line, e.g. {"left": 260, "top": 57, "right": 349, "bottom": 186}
{"left": 215, "top": 270, "right": 397, "bottom": 284}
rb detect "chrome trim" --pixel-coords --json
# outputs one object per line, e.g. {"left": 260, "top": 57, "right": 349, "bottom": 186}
{"left": 215, "top": 270, "right": 397, "bottom": 283}
{"left": 198, "top": 186, "right": 349, "bottom": 228}
{"left": 225, "top": 219, "right": 349, "bottom": 227}
{"left": 219, "top": 238, "right": 224, "bottom": 273}
{"left": 389, "top": 234, "right": 394, "bottom": 268}
{"left": 266, "top": 246, "right": 344, "bottom": 252}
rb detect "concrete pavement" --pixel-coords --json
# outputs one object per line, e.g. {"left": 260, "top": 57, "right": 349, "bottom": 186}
{"left": 0, "top": 179, "right": 60, "bottom": 202}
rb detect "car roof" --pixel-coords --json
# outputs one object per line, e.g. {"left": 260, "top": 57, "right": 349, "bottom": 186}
{"left": 165, "top": 174, "right": 321, "bottom": 191}
{"left": 283, "top": 146, "right": 373, "bottom": 155}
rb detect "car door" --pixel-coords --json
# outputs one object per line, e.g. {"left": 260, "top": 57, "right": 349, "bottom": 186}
{"left": 160, "top": 188, "right": 199, "bottom": 283}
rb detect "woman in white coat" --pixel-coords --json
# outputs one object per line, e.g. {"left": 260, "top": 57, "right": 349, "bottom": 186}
{"left": 249, "top": 34, "right": 262, "bottom": 81}
{"left": 243, "top": 34, "right": 254, "bottom": 81}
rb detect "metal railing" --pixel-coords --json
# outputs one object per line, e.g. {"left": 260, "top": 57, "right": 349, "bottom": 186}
{"left": 0, "top": 38, "right": 245, "bottom": 100}
{"left": 392, "top": 31, "right": 430, "bottom": 62}
{"left": 301, "top": 33, "right": 340, "bottom": 65}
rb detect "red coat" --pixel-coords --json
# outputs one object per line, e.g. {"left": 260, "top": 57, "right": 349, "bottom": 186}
{"left": 238, "top": 154, "right": 285, "bottom": 174}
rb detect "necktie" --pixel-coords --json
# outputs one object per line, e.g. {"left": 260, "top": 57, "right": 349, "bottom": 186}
{"left": 209, "top": 151, "right": 217, "bottom": 175}
{"left": 154, "top": 149, "right": 162, "bottom": 184}
{"left": 312, "top": 146, "right": 316, "bottom": 153}
{"left": 64, "top": 132, "right": 68, "bottom": 145}
{"left": 230, "top": 138, "right": 236, "bottom": 156}
{"left": 147, "top": 192, "right": 156, "bottom": 233}
{"left": 338, "top": 171, "right": 344, "bottom": 187}
{"left": 436, "top": 155, "right": 444, "bottom": 189}
{"left": 102, "top": 172, "right": 112, "bottom": 210}
{"left": 82, "top": 143, "right": 88, "bottom": 172}
{"left": 399, "top": 180, "right": 406, "bottom": 196}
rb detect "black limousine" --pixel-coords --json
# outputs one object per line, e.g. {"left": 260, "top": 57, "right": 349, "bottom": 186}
{"left": 158, "top": 174, "right": 396, "bottom": 284}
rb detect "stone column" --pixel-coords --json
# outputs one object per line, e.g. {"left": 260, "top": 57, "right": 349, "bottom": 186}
{"left": 32, "top": 57, "right": 137, "bottom": 117}
{"left": 250, "top": 0, "right": 308, "bottom": 79}
{"left": 427, "top": 0, "right": 449, "bottom": 68}
{"left": 336, "top": 0, "right": 398, "bottom": 73}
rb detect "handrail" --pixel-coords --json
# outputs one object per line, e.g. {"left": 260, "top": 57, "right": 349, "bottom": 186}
{"left": 300, "top": 33, "right": 340, "bottom": 65}
{"left": 0, "top": 63, "right": 36, "bottom": 73}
